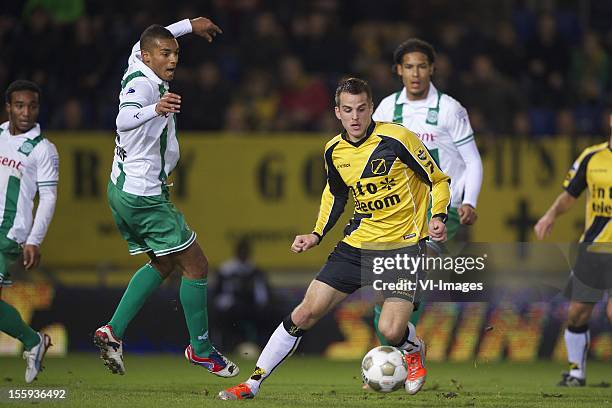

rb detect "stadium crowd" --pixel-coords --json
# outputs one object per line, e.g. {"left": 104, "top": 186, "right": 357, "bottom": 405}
{"left": 2, "top": 0, "right": 612, "bottom": 138}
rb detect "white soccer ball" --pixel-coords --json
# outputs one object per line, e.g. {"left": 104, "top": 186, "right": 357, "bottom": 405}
{"left": 361, "top": 346, "right": 407, "bottom": 392}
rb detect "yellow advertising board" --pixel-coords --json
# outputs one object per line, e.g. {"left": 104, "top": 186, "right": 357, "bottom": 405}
{"left": 42, "top": 133, "right": 600, "bottom": 269}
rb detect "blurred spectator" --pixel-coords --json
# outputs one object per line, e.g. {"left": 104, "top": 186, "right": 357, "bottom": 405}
{"left": 350, "top": 22, "right": 386, "bottom": 75}
{"left": 240, "top": 69, "right": 279, "bottom": 131}
{"left": 573, "top": 78, "right": 604, "bottom": 135}
{"left": 212, "top": 237, "right": 275, "bottom": 350}
{"left": 431, "top": 53, "right": 461, "bottom": 97}
{"left": 461, "top": 55, "right": 525, "bottom": 135}
{"left": 556, "top": 108, "right": 577, "bottom": 137}
{"left": 52, "top": 98, "right": 87, "bottom": 130}
{"left": 240, "top": 12, "right": 287, "bottom": 71}
{"left": 437, "top": 22, "right": 473, "bottom": 72}
{"left": 15, "top": 8, "right": 57, "bottom": 91}
{"left": 513, "top": 111, "right": 531, "bottom": 138}
{"left": 368, "top": 60, "right": 396, "bottom": 106}
{"left": 61, "top": 16, "right": 109, "bottom": 102}
{"left": 489, "top": 21, "right": 525, "bottom": 79}
{"left": 275, "top": 55, "right": 330, "bottom": 131}
{"left": 569, "top": 31, "right": 610, "bottom": 99}
{"left": 224, "top": 100, "right": 249, "bottom": 132}
{"left": 525, "top": 14, "right": 570, "bottom": 108}
{"left": 180, "top": 62, "right": 230, "bottom": 130}
{"left": 292, "top": 12, "right": 353, "bottom": 75}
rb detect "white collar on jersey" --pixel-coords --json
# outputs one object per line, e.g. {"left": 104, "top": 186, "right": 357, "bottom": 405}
{"left": 0, "top": 121, "right": 41, "bottom": 139}
{"left": 133, "top": 59, "right": 165, "bottom": 85}
{"left": 396, "top": 83, "right": 439, "bottom": 107}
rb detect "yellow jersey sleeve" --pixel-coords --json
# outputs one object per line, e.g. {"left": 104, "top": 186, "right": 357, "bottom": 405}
{"left": 563, "top": 143, "right": 607, "bottom": 198}
{"left": 313, "top": 139, "right": 349, "bottom": 240}
{"left": 385, "top": 126, "right": 451, "bottom": 219}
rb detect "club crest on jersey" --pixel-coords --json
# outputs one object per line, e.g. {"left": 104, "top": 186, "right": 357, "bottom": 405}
{"left": 19, "top": 142, "right": 34, "bottom": 155}
{"left": 371, "top": 159, "right": 386, "bottom": 175}
{"left": 426, "top": 108, "right": 439, "bottom": 125}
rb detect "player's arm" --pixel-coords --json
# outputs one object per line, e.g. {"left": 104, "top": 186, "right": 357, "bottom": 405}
{"left": 115, "top": 79, "right": 179, "bottom": 131}
{"left": 534, "top": 149, "right": 590, "bottom": 240}
{"left": 390, "top": 130, "right": 451, "bottom": 241}
{"left": 448, "top": 103, "right": 482, "bottom": 225}
{"left": 25, "top": 143, "right": 59, "bottom": 270}
{"left": 534, "top": 192, "right": 576, "bottom": 240}
{"left": 456, "top": 142, "right": 482, "bottom": 224}
{"left": 128, "top": 18, "right": 221, "bottom": 65}
{"left": 292, "top": 144, "right": 349, "bottom": 253}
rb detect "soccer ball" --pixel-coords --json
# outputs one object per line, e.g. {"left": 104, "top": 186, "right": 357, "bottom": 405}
{"left": 361, "top": 346, "right": 407, "bottom": 392}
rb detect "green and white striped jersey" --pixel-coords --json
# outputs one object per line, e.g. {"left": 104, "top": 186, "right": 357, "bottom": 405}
{"left": 0, "top": 122, "right": 59, "bottom": 245}
{"left": 111, "top": 19, "right": 193, "bottom": 196}
{"left": 374, "top": 84, "right": 482, "bottom": 208}
{"left": 111, "top": 60, "right": 178, "bottom": 196}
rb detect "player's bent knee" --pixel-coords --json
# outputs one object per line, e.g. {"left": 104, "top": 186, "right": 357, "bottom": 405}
{"left": 182, "top": 267, "right": 206, "bottom": 280}
{"left": 149, "top": 258, "right": 174, "bottom": 279}
{"left": 177, "top": 242, "right": 208, "bottom": 279}
{"left": 291, "top": 305, "right": 321, "bottom": 329}
{"left": 377, "top": 321, "right": 404, "bottom": 345}
{"left": 290, "top": 306, "right": 312, "bottom": 328}
{"left": 567, "top": 303, "right": 592, "bottom": 326}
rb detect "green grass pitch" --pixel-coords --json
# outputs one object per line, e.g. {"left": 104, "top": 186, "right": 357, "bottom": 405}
{"left": 1, "top": 354, "right": 610, "bottom": 407}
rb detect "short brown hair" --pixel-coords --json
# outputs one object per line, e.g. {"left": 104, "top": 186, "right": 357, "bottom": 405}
{"left": 334, "top": 77, "right": 372, "bottom": 106}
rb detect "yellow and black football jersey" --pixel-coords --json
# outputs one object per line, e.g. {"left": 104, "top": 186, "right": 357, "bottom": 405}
{"left": 313, "top": 121, "right": 451, "bottom": 248}
{"left": 563, "top": 141, "right": 612, "bottom": 243}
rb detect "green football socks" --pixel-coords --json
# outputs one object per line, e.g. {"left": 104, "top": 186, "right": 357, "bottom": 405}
{"left": 180, "top": 277, "right": 213, "bottom": 357}
{"left": 0, "top": 300, "right": 40, "bottom": 350}
{"left": 108, "top": 263, "right": 163, "bottom": 339}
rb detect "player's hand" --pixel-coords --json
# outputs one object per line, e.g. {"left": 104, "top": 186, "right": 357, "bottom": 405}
{"left": 190, "top": 17, "right": 222, "bottom": 42}
{"left": 534, "top": 213, "right": 555, "bottom": 240}
{"left": 428, "top": 218, "right": 447, "bottom": 242}
{"left": 155, "top": 92, "right": 181, "bottom": 115}
{"left": 458, "top": 204, "right": 478, "bottom": 225}
{"left": 291, "top": 234, "right": 319, "bottom": 253}
{"left": 23, "top": 244, "right": 41, "bottom": 270}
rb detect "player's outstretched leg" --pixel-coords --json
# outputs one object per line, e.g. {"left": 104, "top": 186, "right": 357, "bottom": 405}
{"left": 94, "top": 324, "right": 125, "bottom": 375}
{"left": 0, "top": 298, "right": 52, "bottom": 382}
{"left": 22, "top": 332, "right": 52, "bottom": 383}
{"left": 558, "top": 324, "right": 589, "bottom": 387}
{"left": 218, "top": 317, "right": 303, "bottom": 400}
{"left": 176, "top": 242, "right": 238, "bottom": 377}
{"left": 378, "top": 302, "right": 427, "bottom": 395}
{"left": 219, "top": 280, "right": 346, "bottom": 400}
{"left": 94, "top": 263, "right": 163, "bottom": 375}
{"left": 558, "top": 301, "right": 594, "bottom": 387}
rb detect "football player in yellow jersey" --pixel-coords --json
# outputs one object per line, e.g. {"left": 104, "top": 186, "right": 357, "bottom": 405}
{"left": 219, "top": 78, "right": 451, "bottom": 400}
{"left": 534, "top": 119, "right": 612, "bottom": 387}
